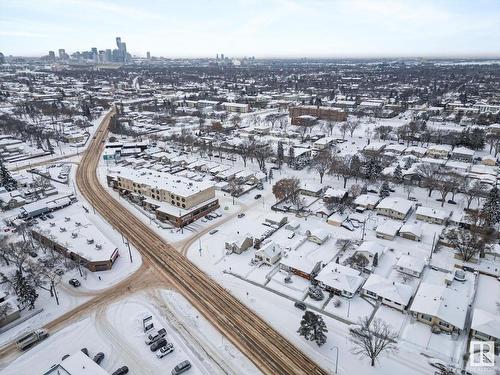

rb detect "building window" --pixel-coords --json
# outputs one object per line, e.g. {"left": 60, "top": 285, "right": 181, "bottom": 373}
{"left": 176, "top": 196, "right": 180, "bottom": 201}
{"left": 182, "top": 204, "right": 185, "bottom": 208}
{"left": 438, "top": 321, "right": 450, "bottom": 329}
{"left": 171, "top": 200, "right": 175, "bottom": 204}
{"left": 181, "top": 198, "right": 185, "bottom": 202}
{"left": 420, "top": 314, "right": 433, "bottom": 322}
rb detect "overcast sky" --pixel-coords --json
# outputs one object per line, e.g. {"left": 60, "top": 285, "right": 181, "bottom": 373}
{"left": 2, "top": 0, "right": 500, "bottom": 58}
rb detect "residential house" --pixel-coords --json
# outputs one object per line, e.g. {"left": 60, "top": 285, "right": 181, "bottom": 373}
{"left": 225, "top": 235, "right": 253, "bottom": 254}
{"left": 399, "top": 222, "right": 423, "bottom": 241}
{"left": 409, "top": 282, "right": 468, "bottom": 333}
{"left": 451, "top": 147, "right": 475, "bottom": 162}
{"left": 323, "top": 188, "right": 348, "bottom": 204}
{"left": 426, "top": 144, "right": 452, "bottom": 159}
{"left": 279, "top": 253, "right": 322, "bottom": 280}
{"left": 355, "top": 241, "right": 386, "bottom": 267}
{"left": 314, "top": 263, "right": 365, "bottom": 298}
{"left": 353, "top": 194, "right": 380, "bottom": 210}
{"left": 395, "top": 254, "right": 425, "bottom": 277}
{"left": 415, "top": 206, "right": 450, "bottom": 225}
{"left": 362, "top": 274, "right": 414, "bottom": 311}
{"left": 254, "top": 241, "right": 282, "bottom": 265}
{"left": 471, "top": 308, "right": 500, "bottom": 344}
{"left": 375, "top": 220, "right": 402, "bottom": 240}
{"left": 376, "top": 197, "right": 413, "bottom": 220}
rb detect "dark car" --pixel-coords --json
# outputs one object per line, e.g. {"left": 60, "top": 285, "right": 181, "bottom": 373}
{"left": 61, "top": 354, "right": 70, "bottom": 361}
{"left": 171, "top": 360, "right": 192, "bottom": 375}
{"left": 254, "top": 194, "right": 262, "bottom": 199}
{"left": 111, "top": 366, "right": 129, "bottom": 375}
{"left": 294, "top": 301, "right": 307, "bottom": 310}
{"left": 93, "top": 352, "right": 105, "bottom": 365}
{"left": 81, "top": 347, "right": 89, "bottom": 356}
{"left": 69, "top": 279, "right": 81, "bottom": 287}
{"left": 151, "top": 338, "right": 167, "bottom": 352}
{"left": 237, "top": 213, "right": 245, "bottom": 218}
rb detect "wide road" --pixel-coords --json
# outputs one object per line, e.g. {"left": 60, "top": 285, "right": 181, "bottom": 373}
{"left": 76, "top": 107, "right": 328, "bottom": 375}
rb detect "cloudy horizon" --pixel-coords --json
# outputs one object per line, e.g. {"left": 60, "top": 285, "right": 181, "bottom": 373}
{"left": 1, "top": 0, "right": 500, "bottom": 58}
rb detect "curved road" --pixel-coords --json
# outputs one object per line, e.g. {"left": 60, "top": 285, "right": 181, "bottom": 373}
{"left": 76, "top": 108, "right": 328, "bottom": 375}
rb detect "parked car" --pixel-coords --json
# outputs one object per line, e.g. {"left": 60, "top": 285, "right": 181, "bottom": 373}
{"left": 237, "top": 213, "right": 245, "bottom": 218}
{"left": 69, "top": 279, "right": 81, "bottom": 287}
{"left": 61, "top": 354, "right": 70, "bottom": 361}
{"left": 54, "top": 268, "right": 64, "bottom": 276}
{"left": 294, "top": 301, "right": 307, "bottom": 310}
{"left": 287, "top": 231, "right": 295, "bottom": 239}
{"left": 156, "top": 343, "right": 174, "bottom": 358}
{"left": 209, "top": 229, "right": 218, "bottom": 235}
{"left": 151, "top": 338, "right": 167, "bottom": 352}
{"left": 81, "top": 348, "right": 89, "bottom": 356}
{"left": 111, "top": 366, "right": 129, "bottom": 375}
{"left": 171, "top": 360, "right": 192, "bottom": 375}
{"left": 46, "top": 213, "right": 54, "bottom": 219}
{"left": 93, "top": 352, "right": 105, "bottom": 365}
{"left": 145, "top": 328, "right": 167, "bottom": 345}
{"left": 254, "top": 194, "right": 262, "bottom": 199}
{"left": 29, "top": 251, "right": 38, "bottom": 258}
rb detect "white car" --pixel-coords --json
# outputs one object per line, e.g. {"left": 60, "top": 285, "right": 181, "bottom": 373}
{"left": 156, "top": 343, "right": 174, "bottom": 358}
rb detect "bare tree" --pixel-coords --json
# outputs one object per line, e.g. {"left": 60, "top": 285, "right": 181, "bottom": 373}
{"left": 349, "top": 317, "right": 398, "bottom": 367}
{"left": 416, "top": 163, "right": 439, "bottom": 197}
{"left": 347, "top": 118, "right": 361, "bottom": 138}
{"left": 340, "top": 122, "right": 349, "bottom": 140}
{"left": 272, "top": 177, "right": 301, "bottom": 209}
{"left": 310, "top": 151, "right": 332, "bottom": 183}
{"left": 435, "top": 172, "right": 456, "bottom": 207}
{"left": 239, "top": 139, "right": 255, "bottom": 167}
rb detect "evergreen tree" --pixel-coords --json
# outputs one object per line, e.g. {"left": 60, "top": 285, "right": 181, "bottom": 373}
{"left": 481, "top": 186, "right": 500, "bottom": 227}
{"left": 288, "top": 146, "right": 295, "bottom": 167}
{"left": 373, "top": 252, "right": 379, "bottom": 267}
{"left": 379, "top": 181, "right": 390, "bottom": 198}
{"left": 393, "top": 164, "right": 403, "bottom": 183}
{"left": 0, "top": 159, "right": 17, "bottom": 190}
{"left": 403, "top": 158, "right": 413, "bottom": 170}
{"left": 13, "top": 271, "right": 38, "bottom": 310}
{"left": 297, "top": 311, "right": 328, "bottom": 346}
{"left": 277, "top": 141, "right": 284, "bottom": 168}
{"left": 268, "top": 168, "right": 273, "bottom": 181}
{"left": 46, "top": 137, "right": 54, "bottom": 154}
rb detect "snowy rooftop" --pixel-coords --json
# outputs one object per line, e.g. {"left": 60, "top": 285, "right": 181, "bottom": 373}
{"left": 44, "top": 350, "right": 109, "bottom": 375}
{"left": 315, "top": 262, "right": 364, "bottom": 294}
{"left": 280, "top": 252, "right": 321, "bottom": 274}
{"left": 34, "top": 215, "right": 118, "bottom": 262}
{"left": 376, "top": 220, "right": 402, "bottom": 237}
{"left": 109, "top": 166, "right": 214, "bottom": 197}
{"left": 363, "top": 274, "right": 414, "bottom": 306}
{"left": 410, "top": 282, "right": 468, "bottom": 330}
{"left": 353, "top": 194, "right": 379, "bottom": 207}
{"left": 471, "top": 308, "right": 500, "bottom": 340}
{"left": 396, "top": 254, "right": 426, "bottom": 273}
{"left": 416, "top": 206, "right": 450, "bottom": 220}
{"left": 376, "top": 197, "right": 413, "bottom": 215}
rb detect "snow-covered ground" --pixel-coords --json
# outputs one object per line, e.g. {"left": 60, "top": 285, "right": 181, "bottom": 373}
{"left": 2, "top": 290, "right": 259, "bottom": 375}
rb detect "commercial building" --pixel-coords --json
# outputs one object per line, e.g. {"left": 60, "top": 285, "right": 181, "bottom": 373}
{"left": 32, "top": 215, "right": 119, "bottom": 272}
{"left": 289, "top": 106, "right": 347, "bottom": 125}
{"left": 107, "top": 167, "right": 218, "bottom": 227}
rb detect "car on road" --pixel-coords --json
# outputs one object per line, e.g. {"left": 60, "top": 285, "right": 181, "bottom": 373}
{"left": 54, "top": 268, "right": 64, "bottom": 276}
{"left": 237, "top": 213, "right": 245, "bottom": 218}
{"left": 151, "top": 338, "right": 167, "bottom": 352}
{"left": 294, "top": 301, "right": 307, "bottom": 310}
{"left": 171, "top": 360, "right": 191, "bottom": 375}
{"left": 156, "top": 343, "right": 174, "bottom": 358}
{"left": 209, "top": 229, "right": 218, "bottom": 235}
{"left": 69, "top": 279, "right": 81, "bottom": 287}
{"left": 287, "top": 231, "right": 295, "bottom": 239}
{"left": 254, "top": 194, "right": 262, "bottom": 199}
{"left": 93, "top": 352, "right": 105, "bottom": 365}
{"left": 111, "top": 366, "right": 129, "bottom": 375}
{"left": 46, "top": 213, "right": 54, "bottom": 219}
